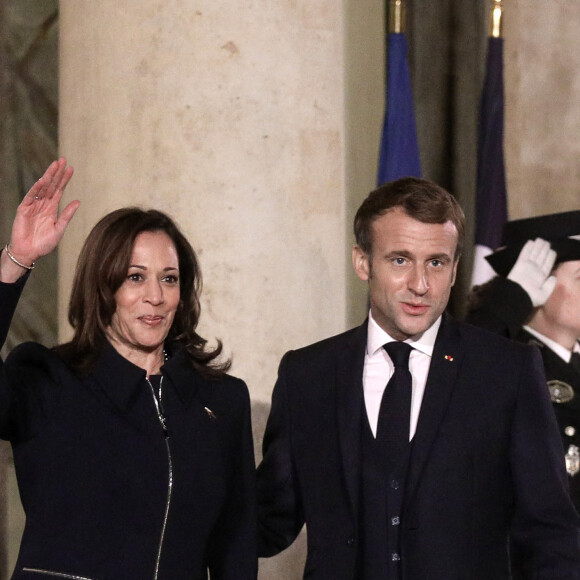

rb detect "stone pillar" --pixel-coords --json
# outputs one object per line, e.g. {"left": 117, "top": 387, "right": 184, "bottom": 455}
{"left": 59, "top": 1, "right": 351, "bottom": 577}
{"left": 504, "top": 0, "right": 580, "bottom": 217}
{"left": 59, "top": 0, "right": 348, "bottom": 399}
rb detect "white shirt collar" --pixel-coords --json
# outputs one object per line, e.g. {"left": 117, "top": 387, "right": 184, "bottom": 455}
{"left": 367, "top": 310, "right": 441, "bottom": 358}
{"left": 523, "top": 325, "right": 573, "bottom": 363}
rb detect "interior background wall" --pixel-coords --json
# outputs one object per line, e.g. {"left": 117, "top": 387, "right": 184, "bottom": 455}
{"left": 0, "top": 0, "right": 59, "bottom": 576}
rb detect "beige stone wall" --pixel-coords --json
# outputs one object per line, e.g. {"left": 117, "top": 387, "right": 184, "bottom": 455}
{"left": 58, "top": 1, "right": 351, "bottom": 578}
{"left": 345, "top": 0, "right": 385, "bottom": 327}
{"left": 505, "top": 0, "right": 580, "bottom": 218}
{"left": 59, "top": 1, "right": 348, "bottom": 406}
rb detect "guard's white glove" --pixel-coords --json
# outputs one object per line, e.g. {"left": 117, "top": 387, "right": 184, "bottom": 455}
{"left": 507, "top": 238, "right": 557, "bottom": 307}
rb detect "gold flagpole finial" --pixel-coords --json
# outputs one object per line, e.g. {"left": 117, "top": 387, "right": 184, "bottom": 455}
{"left": 490, "top": 0, "right": 503, "bottom": 38}
{"left": 388, "top": 0, "right": 406, "bottom": 34}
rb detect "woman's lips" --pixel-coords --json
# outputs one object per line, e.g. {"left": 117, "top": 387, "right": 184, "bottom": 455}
{"left": 139, "top": 315, "right": 164, "bottom": 326}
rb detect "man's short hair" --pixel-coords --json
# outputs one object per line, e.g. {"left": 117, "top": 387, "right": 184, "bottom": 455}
{"left": 354, "top": 177, "right": 465, "bottom": 261}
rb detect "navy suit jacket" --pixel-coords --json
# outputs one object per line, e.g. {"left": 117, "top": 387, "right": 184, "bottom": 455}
{"left": 257, "top": 314, "right": 580, "bottom": 579}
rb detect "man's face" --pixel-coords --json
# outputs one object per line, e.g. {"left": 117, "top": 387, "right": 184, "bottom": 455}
{"left": 353, "top": 207, "right": 459, "bottom": 341}
{"left": 539, "top": 260, "right": 580, "bottom": 347}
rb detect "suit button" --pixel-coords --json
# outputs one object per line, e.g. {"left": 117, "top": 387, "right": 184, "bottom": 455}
{"left": 346, "top": 537, "right": 355, "bottom": 546}
{"left": 392, "top": 553, "right": 401, "bottom": 561}
{"left": 391, "top": 516, "right": 400, "bottom": 526}
{"left": 390, "top": 479, "right": 400, "bottom": 490}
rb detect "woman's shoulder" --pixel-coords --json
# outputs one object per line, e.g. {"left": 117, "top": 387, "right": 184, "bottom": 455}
{"left": 199, "top": 368, "right": 249, "bottom": 396}
{"left": 188, "top": 365, "right": 251, "bottom": 408}
{"left": 7, "top": 341, "right": 72, "bottom": 380}
{"left": 8, "top": 341, "right": 55, "bottom": 364}
{"left": 169, "top": 346, "right": 244, "bottom": 388}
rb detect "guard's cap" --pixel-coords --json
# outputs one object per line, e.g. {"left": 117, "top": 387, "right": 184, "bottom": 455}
{"left": 486, "top": 210, "right": 580, "bottom": 276}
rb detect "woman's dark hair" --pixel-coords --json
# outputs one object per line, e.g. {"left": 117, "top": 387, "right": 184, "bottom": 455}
{"left": 55, "top": 207, "right": 230, "bottom": 378}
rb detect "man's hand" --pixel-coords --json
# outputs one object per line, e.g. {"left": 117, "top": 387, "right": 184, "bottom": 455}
{"left": 507, "top": 238, "right": 557, "bottom": 307}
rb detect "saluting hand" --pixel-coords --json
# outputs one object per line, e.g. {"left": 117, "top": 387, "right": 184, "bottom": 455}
{"left": 507, "top": 238, "right": 557, "bottom": 307}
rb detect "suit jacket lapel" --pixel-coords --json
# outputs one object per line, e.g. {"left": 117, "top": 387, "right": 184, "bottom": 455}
{"left": 336, "top": 322, "right": 367, "bottom": 518}
{"left": 405, "top": 313, "right": 465, "bottom": 507}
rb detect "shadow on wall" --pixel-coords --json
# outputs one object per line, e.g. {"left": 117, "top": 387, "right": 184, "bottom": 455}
{"left": 252, "top": 399, "right": 307, "bottom": 580}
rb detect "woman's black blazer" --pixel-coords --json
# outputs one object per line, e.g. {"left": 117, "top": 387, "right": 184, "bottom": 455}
{"left": 0, "top": 277, "right": 257, "bottom": 580}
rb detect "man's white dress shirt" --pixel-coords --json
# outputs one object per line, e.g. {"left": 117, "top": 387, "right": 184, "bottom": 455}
{"left": 523, "top": 325, "right": 580, "bottom": 363}
{"left": 363, "top": 311, "right": 441, "bottom": 439}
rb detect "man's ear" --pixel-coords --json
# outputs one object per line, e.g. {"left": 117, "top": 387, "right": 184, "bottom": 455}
{"left": 352, "top": 246, "right": 370, "bottom": 282}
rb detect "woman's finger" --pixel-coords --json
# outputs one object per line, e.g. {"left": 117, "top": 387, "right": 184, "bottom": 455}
{"left": 45, "top": 158, "right": 69, "bottom": 200}
{"left": 55, "top": 165, "right": 74, "bottom": 196}
{"left": 56, "top": 200, "right": 81, "bottom": 234}
{"left": 23, "top": 159, "right": 71, "bottom": 205}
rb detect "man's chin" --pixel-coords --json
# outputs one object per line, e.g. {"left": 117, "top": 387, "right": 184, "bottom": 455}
{"left": 397, "top": 318, "right": 433, "bottom": 340}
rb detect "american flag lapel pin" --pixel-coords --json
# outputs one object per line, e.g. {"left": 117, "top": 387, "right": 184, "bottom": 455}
{"left": 204, "top": 406, "right": 217, "bottom": 419}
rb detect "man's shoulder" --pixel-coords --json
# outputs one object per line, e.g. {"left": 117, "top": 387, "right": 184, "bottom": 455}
{"left": 452, "top": 315, "right": 537, "bottom": 357}
{"left": 283, "top": 323, "right": 367, "bottom": 361}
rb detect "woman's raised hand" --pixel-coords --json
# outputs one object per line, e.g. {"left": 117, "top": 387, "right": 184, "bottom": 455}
{"left": 1, "top": 158, "right": 79, "bottom": 283}
{"left": 8, "top": 158, "right": 79, "bottom": 265}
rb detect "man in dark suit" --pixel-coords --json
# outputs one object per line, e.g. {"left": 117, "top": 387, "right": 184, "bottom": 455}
{"left": 467, "top": 211, "right": 580, "bottom": 514}
{"left": 257, "top": 178, "right": 580, "bottom": 579}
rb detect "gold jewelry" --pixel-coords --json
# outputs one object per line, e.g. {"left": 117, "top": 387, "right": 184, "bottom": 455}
{"left": 4, "top": 244, "right": 35, "bottom": 271}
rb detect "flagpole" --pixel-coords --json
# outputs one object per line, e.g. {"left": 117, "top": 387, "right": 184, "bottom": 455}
{"left": 490, "top": 0, "right": 503, "bottom": 38}
{"left": 388, "top": 0, "right": 406, "bottom": 34}
{"left": 470, "top": 0, "right": 508, "bottom": 286}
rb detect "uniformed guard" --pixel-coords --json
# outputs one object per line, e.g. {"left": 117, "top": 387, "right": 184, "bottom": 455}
{"left": 467, "top": 210, "right": 580, "bottom": 509}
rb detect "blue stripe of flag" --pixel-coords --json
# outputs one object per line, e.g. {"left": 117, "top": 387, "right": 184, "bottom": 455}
{"left": 377, "top": 32, "right": 421, "bottom": 186}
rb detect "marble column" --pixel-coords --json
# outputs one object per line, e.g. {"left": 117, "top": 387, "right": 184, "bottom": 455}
{"left": 58, "top": 1, "right": 361, "bottom": 577}
{"left": 504, "top": 0, "right": 580, "bottom": 216}
{"left": 59, "top": 0, "right": 349, "bottom": 401}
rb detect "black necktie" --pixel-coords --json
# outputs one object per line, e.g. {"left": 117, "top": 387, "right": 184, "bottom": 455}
{"left": 571, "top": 352, "right": 580, "bottom": 374}
{"left": 377, "top": 341, "right": 413, "bottom": 467}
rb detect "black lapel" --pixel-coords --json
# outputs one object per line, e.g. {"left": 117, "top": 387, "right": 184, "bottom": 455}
{"left": 404, "top": 313, "right": 465, "bottom": 507}
{"left": 336, "top": 322, "right": 367, "bottom": 517}
{"left": 88, "top": 342, "right": 197, "bottom": 412}
{"left": 89, "top": 342, "right": 146, "bottom": 412}
{"left": 161, "top": 348, "right": 198, "bottom": 408}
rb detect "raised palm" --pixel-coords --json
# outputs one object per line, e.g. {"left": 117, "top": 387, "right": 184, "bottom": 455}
{"left": 9, "top": 158, "right": 79, "bottom": 263}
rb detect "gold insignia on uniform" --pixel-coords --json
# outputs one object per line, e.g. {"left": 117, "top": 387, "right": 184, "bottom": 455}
{"left": 566, "top": 445, "right": 580, "bottom": 477}
{"left": 548, "top": 380, "right": 575, "bottom": 403}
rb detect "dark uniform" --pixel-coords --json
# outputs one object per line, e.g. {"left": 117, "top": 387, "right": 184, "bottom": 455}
{"left": 467, "top": 276, "right": 580, "bottom": 510}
